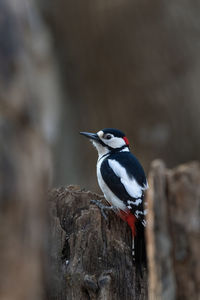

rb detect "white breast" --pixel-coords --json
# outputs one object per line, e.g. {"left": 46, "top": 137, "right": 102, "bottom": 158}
{"left": 96, "top": 157, "right": 127, "bottom": 211}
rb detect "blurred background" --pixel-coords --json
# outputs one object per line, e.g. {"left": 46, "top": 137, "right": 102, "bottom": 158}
{"left": 1, "top": 1, "right": 200, "bottom": 299}
{"left": 1, "top": 0, "right": 200, "bottom": 193}
{"left": 39, "top": 0, "right": 200, "bottom": 191}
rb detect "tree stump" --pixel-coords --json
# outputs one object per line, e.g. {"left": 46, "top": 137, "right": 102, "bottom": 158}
{"left": 47, "top": 186, "right": 147, "bottom": 300}
{"left": 47, "top": 161, "right": 200, "bottom": 300}
{"left": 146, "top": 160, "right": 200, "bottom": 300}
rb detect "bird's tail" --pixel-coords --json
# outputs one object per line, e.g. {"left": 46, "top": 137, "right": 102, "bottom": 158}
{"left": 134, "top": 221, "right": 147, "bottom": 276}
{"left": 118, "top": 210, "right": 147, "bottom": 275}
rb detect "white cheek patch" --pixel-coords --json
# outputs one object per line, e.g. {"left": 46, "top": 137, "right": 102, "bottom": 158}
{"left": 104, "top": 137, "right": 125, "bottom": 148}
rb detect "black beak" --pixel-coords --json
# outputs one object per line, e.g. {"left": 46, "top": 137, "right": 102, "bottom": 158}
{"left": 80, "top": 131, "right": 100, "bottom": 141}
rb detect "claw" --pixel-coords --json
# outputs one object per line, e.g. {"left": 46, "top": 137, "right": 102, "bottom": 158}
{"left": 90, "top": 199, "right": 114, "bottom": 221}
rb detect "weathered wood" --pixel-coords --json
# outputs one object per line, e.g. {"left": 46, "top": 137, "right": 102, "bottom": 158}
{"left": 47, "top": 186, "right": 148, "bottom": 300}
{"left": 146, "top": 160, "right": 200, "bottom": 300}
{"left": 146, "top": 160, "right": 176, "bottom": 300}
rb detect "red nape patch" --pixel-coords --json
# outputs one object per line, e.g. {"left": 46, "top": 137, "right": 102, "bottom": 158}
{"left": 118, "top": 211, "right": 136, "bottom": 237}
{"left": 123, "top": 136, "right": 129, "bottom": 146}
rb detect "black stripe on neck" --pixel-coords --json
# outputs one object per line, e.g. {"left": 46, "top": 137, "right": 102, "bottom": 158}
{"left": 98, "top": 139, "right": 129, "bottom": 152}
{"left": 98, "top": 145, "right": 129, "bottom": 162}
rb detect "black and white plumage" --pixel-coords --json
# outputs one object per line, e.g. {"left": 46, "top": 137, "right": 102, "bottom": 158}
{"left": 98, "top": 151, "right": 148, "bottom": 226}
{"left": 80, "top": 128, "right": 148, "bottom": 267}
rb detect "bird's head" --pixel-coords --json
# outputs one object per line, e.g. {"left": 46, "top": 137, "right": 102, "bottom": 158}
{"left": 80, "top": 128, "right": 130, "bottom": 157}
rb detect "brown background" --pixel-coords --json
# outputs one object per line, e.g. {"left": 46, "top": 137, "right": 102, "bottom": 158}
{"left": 39, "top": 0, "right": 200, "bottom": 191}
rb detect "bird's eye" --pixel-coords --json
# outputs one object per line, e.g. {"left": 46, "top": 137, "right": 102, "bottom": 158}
{"left": 105, "top": 134, "right": 112, "bottom": 140}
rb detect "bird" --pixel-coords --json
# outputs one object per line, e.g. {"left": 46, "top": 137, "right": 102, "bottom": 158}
{"left": 80, "top": 128, "right": 148, "bottom": 269}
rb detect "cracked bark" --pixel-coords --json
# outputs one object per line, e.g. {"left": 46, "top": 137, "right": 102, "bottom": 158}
{"left": 146, "top": 160, "right": 200, "bottom": 300}
{"left": 47, "top": 186, "right": 147, "bottom": 300}
{"left": 47, "top": 161, "right": 200, "bottom": 300}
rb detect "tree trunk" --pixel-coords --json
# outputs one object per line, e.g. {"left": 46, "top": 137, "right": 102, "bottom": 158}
{"left": 146, "top": 160, "right": 200, "bottom": 300}
{"left": 0, "top": 0, "right": 60, "bottom": 299}
{"left": 47, "top": 186, "right": 147, "bottom": 300}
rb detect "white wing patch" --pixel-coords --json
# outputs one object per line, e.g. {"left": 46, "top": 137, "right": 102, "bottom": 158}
{"left": 127, "top": 199, "right": 142, "bottom": 206}
{"left": 108, "top": 159, "right": 146, "bottom": 199}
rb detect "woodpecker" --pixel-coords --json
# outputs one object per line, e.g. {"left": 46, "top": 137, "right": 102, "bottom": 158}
{"left": 80, "top": 128, "right": 148, "bottom": 267}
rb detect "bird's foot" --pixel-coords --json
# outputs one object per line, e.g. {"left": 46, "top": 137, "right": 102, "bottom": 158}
{"left": 90, "top": 199, "right": 114, "bottom": 221}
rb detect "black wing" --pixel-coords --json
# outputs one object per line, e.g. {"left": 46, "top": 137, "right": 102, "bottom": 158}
{"left": 101, "top": 152, "right": 148, "bottom": 225}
